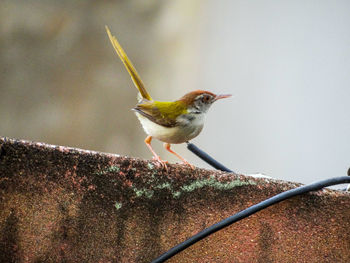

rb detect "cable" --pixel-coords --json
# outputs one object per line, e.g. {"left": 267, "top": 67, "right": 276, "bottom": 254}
{"left": 186, "top": 142, "right": 233, "bottom": 173}
{"left": 151, "top": 174, "right": 350, "bottom": 262}
{"left": 151, "top": 143, "right": 350, "bottom": 262}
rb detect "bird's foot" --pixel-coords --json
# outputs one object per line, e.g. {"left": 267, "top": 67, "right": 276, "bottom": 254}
{"left": 182, "top": 160, "right": 195, "bottom": 170}
{"left": 152, "top": 156, "right": 168, "bottom": 171}
{"left": 163, "top": 142, "right": 195, "bottom": 170}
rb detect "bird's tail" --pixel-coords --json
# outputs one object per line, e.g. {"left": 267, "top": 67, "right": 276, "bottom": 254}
{"left": 105, "top": 25, "right": 152, "bottom": 101}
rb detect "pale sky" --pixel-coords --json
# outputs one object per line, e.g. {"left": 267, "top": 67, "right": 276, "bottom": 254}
{"left": 192, "top": 0, "right": 350, "bottom": 184}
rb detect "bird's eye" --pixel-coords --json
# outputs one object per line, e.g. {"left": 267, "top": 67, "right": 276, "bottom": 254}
{"left": 201, "top": 95, "right": 210, "bottom": 103}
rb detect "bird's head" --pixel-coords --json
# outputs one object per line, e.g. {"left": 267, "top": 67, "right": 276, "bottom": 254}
{"left": 178, "top": 90, "right": 231, "bottom": 113}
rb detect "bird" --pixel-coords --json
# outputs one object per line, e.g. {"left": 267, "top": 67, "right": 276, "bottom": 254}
{"left": 105, "top": 26, "right": 231, "bottom": 169}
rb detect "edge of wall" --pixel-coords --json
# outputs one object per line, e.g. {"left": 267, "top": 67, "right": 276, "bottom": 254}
{"left": 0, "top": 137, "right": 349, "bottom": 262}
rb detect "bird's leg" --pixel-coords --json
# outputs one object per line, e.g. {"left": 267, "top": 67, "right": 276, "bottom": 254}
{"left": 144, "top": 136, "right": 168, "bottom": 169}
{"left": 163, "top": 143, "right": 195, "bottom": 169}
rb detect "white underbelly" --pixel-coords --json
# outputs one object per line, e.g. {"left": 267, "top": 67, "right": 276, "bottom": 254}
{"left": 135, "top": 113, "right": 204, "bottom": 144}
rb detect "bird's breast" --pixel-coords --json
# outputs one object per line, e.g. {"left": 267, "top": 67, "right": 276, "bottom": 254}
{"left": 135, "top": 112, "right": 205, "bottom": 144}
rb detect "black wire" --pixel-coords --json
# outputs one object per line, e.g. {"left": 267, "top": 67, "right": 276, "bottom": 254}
{"left": 151, "top": 176, "right": 350, "bottom": 263}
{"left": 186, "top": 142, "right": 233, "bottom": 173}
{"left": 151, "top": 143, "right": 350, "bottom": 262}
{"left": 152, "top": 141, "right": 350, "bottom": 263}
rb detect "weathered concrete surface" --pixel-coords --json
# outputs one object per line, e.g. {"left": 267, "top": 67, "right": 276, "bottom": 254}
{"left": 0, "top": 137, "right": 349, "bottom": 263}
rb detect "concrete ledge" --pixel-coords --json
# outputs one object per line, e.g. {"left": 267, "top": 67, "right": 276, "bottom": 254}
{"left": 0, "top": 137, "right": 349, "bottom": 262}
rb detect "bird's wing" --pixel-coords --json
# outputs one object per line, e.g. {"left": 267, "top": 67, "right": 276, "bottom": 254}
{"left": 133, "top": 101, "right": 188, "bottom": 128}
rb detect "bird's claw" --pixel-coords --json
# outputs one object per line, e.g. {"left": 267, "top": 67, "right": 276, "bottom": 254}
{"left": 152, "top": 156, "right": 168, "bottom": 171}
{"left": 183, "top": 161, "right": 195, "bottom": 170}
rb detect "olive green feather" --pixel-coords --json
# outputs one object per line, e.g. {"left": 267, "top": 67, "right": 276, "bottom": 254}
{"left": 105, "top": 26, "right": 152, "bottom": 101}
{"left": 133, "top": 101, "right": 188, "bottom": 127}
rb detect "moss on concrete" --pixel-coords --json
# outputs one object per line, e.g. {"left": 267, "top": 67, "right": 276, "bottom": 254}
{"left": 1, "top": 137, "right": 350, "bottom": 263}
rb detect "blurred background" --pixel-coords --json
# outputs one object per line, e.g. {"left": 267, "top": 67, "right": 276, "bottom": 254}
{"left": 1, "top": 0, "right": 349, "bottom": 184}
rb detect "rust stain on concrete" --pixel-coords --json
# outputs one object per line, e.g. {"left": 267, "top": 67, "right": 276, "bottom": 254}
{"left": 0, "top": 137, "right": 349, "bottom": 262}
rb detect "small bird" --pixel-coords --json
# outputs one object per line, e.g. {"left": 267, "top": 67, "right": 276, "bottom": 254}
{"left": 106, "top": 26, "right": 231, "bottom": 169}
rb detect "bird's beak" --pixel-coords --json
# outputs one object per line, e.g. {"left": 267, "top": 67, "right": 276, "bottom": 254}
{"left": 214, "top": 94, "right": 232, "bottom": 101}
